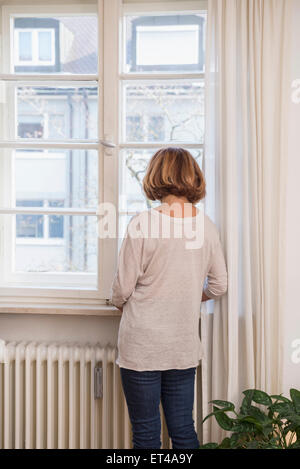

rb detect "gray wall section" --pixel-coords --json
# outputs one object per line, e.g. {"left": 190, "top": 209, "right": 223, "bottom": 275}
{"left": 0, "top": 312, "right": 120, "bottom": 345}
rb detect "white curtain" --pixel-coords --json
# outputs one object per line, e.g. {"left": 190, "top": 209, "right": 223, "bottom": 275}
{"left": 201, "top": 0, "right": 292, "bottom": 443}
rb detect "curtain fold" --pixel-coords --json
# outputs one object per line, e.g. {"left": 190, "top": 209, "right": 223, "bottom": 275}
{"left": 202, "top": 0, "right": 292, "bottom": 443}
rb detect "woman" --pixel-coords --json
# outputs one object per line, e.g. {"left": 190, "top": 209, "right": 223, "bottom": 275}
{"left": 110, "top": 147, "right": 227, "bottom": 449}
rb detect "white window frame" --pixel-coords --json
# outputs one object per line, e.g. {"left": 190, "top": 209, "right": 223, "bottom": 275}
{"left": 14, "top": 28, "right": 55, "bottom": 66}
{"left": 0, "top": 0, "right": 207, "bottom": 308}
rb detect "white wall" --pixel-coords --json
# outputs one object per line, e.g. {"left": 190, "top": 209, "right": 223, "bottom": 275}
{"left": 282, "top": 0, "right": 300, "bottom": 395}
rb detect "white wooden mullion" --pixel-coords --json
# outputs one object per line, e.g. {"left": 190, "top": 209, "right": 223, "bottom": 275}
{"left": 0, "top": 208, "right": 97, "bottom": 216}
{"left": 98, "top": 0, "right": 121, "bottom": 299}
{"left": 0, "top": 140, "right": 100, "bottom": 149}
{"left": 122, "top": 1, "right": 208, "bottom": 16}
{"left": 0, "top": 74, "right": 98, "bottom": 82}
{"left": 2, "top": 4, "right": 98, "bottom": 17}
{"left": 120, "top": 73, "right": 204, "bottom": 81}
{"left": 119, "top": 142, "right": 204, "bottom": 149}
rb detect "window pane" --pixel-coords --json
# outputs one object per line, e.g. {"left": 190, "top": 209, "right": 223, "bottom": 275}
{"left": 14, "top": 150, "right": 98, "bottom": 209}
{"left": 16, "top": 200, "right": 44, "bottom": 238}
{"left": 15, "top": 215, "right": 97, "bottom": 274}
{"left": 123, "top": 81, "right": 204, "bottom": 143}
{"left": 13, "top": 16, "right": 98, "bottom": 74}
{"left": 18, "top": 31, "right": 32, "bottom": 61}
{"left": 148, "top": 116, "right": 164, "bottom": 142}
{"left": 8, "top": 85, "right": 98, "bottom": 140}
{"left": 126, "top": 115, "right": 143, "bottom": 141}
{"left": 124, "top": 14, "right": 206, "bottom": 73}
{"left": 49, "top": 214, "right": 64, "bottom": 238}
{"left": 18, "top": 121, "right": 43, "bottom": 139}
{"left": 38, "top": 31, "right": 52, "bottom": 62}
{"left": 119, "top": 148, "right": 203, "bottom": 214}
{"left": 49, "top": 201, "right": 64, "bottom": 238}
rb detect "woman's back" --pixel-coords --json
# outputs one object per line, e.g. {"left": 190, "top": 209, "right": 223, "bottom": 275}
{"left": 111, "top": 208, "right": 227, "bottom": 371}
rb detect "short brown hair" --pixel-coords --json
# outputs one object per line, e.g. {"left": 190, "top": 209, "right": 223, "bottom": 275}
{"left": 143, "top": 147, "right": 206, "bottom": 204}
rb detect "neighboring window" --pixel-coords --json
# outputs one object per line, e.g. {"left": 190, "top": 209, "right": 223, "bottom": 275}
{"left": 15, "top": 28, "right": 55, "bottom": 66}
{"left": 18, "top": 31, "right": 32, "bottom": 61}
{"left": 16, "top": 200, "right": 44, "bottom": 238}
{"left": 48, "top": 200, "right": 64, "bottom": 238}
{"left": 126, "top": 15, "right": 205, "bottom": 73}
{"left": 13, "top": 15, "right": 98, "bottom": 74}
{"left": 18, "top": 121, "right": 44, "bottom": 139}
{"left": 16, "top": 200, "right": 64, "bottom": 240}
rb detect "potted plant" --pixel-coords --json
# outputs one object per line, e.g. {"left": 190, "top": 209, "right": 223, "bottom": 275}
{"left": 200, "top": 389, "right": 300, "bottom": 449}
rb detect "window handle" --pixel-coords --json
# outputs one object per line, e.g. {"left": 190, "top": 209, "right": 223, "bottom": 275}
{"left": 99, "top": 138, "right": 116, "bottom": 149}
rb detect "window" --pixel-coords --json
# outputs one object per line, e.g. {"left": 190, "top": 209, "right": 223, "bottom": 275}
{"left": 0, "top": 4, "right": 99, "bottom": 293}
{"left": 48, "top": 201, "right": 64, "bottom": 238}
{"left": 126, "top": 115, "right": 165, "bottom": 142}
{"left": 18, "top": 121, "right": 44, "bottom": 139}
{"left": 16, "top": 200, "right": 44, "bottom": 238}
{"left": 0, "top": 1, "right": 207, "bottom": 306}
{"left": 16, "top": 200, "right": 64, "bottom": 240}
{"left": 119, "top": 3, "right": 206, "bottom": 237}
{"left": 126, "top": 15, "right": 205, "bottom": 73}
{"left": 15, "top": 27, "right": 55, "bottom": 67}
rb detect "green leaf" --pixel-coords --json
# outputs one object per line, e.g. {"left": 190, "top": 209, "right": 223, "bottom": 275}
{"left": 271, "top": 402, "right": 294, "bottom": 417}
{"left": 270, "top": 394, "right": 291, "bottom": 403}
{"left": 237, "top": 415, "right": 263, "bottom": 432}
{"left": 199, "top": 443, "right": 219, "bottom": 449}
{"left": 202, "top": 407, "right": 233, "bottom": 425}
{"left": 261, "top": 424, "right": 274, "bottom": 438}
{"left": 248, "top": 405, "right": 271, "bottom": 423}
{"left": 229, "top": 433, "right": 242, "bottom": 448}
{"left": 290, "top": 389, "right": 300, "bottom": 413}
{"left": 250, "top": 389, "right": 272, "bottom": 406}
{"left": 213, "top": 406, "right": 234, "bottom": 431}
{"left": 245, "top": 440, "right": 260, "bottom": 449}
{"left": 233, "top": 421, "right": 256, "bottom": 433}
{"left": 241, "top": 390, "right": 255, "bottom": 414}
{"left": 209, "top": 400, "right": 235, "bottom": 411}
{"left": 201, "top": 411, "right": 217, "bottom": 424}
{"left": 286, "top": 414, "right": 300, "bottom": 426}
{"left": 218, "top": 437, "right": 231, "bottom": 449}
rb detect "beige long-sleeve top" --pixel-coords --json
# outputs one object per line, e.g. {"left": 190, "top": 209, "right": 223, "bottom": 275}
{"left": 110, "top": 208, "right": 227, "bottom": 371}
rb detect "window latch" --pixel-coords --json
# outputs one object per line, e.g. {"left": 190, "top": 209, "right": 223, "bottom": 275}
{"left": 99, "top": 138, "right": 116, "bottom": 149}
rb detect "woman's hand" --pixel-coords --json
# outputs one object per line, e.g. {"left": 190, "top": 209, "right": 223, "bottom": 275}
{"left": 201, "top": 291, "right": 210, "bottom": 302}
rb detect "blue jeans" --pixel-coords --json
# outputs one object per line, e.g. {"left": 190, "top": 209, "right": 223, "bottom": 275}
{"left": 120, "top": 367, "right": 200, "bottom": 449}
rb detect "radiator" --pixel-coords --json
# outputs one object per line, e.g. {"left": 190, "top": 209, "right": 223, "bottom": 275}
{"left": 0, "top": 340, "right": 179, "bottom": 449}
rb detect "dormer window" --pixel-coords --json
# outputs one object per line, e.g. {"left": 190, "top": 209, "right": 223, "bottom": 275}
{"left": 13, "top": 18, "right": 59, "bottom": 73}
{"left": 14, "top": 28, "right": 55, "bottom": 66}
{"left": 126, "top": 15, "right": 205, "bottom": 73}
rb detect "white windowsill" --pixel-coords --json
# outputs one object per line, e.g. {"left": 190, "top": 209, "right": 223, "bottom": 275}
{"left": 0, "top": 303, "right": 121, "bottom": 317}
